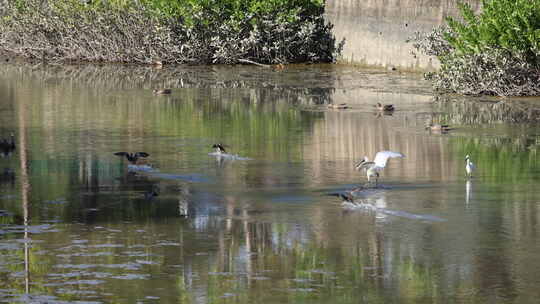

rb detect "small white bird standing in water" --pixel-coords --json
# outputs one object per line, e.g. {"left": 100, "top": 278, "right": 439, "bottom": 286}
{"left": 465, "top": 154, "right": 475, "bottom": 178}
{"left": 355, "top": 151, "right": 405, "bottom": 186}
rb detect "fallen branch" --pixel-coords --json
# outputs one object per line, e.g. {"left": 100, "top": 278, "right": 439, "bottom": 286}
{"left": 238, "top": 58, "right": 272, "bottom": 68}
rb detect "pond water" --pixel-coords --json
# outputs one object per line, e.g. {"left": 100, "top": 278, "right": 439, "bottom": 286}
{"left": 1, "top": 63, "right": 540, "bottom": 303}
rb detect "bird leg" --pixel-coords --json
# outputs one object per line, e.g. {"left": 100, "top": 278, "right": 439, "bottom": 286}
{"left": 374, "top": 173, "right": 379, "bottom": 188}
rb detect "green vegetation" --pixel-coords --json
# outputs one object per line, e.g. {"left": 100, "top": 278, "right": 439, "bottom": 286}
{"left": 445, "top": 1, "right": 540, "bottom": 60}
{"left": 0, "top": 0, "right": 343, "bottom": 64}
{"left": 410, "top": 0, "right": 540, "bottom": 96}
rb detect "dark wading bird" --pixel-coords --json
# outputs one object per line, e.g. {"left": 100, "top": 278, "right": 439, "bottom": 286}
{"left": 332, "top": 192, "right": 365, "bottom": 208}
{"left": 114, "top": 152, "right": 150, "bottom": 165}
{"left": 355, "top": 151, "right": 405, "bottom": 186}
{"left": 0, "top": 134, "right": 16, "bottom": 157}
{"left": 335, "top": 192, "right": 355, "bottom": 204}
{"left": 212, "top": 144, "right": 227, "bottom": 154}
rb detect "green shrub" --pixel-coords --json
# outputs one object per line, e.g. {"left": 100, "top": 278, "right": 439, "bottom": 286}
{"left": 0, "top": 0, "right": 343, "bottom": 64}
{"left": 445, "top": 0, "right": 540, "bottom": 63}
{"left": 410, "top": 0, "right": 540, "bottom": 96}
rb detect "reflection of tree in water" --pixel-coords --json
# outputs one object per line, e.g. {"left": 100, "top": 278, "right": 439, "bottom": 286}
{"left": 56, "top": 159, "right": 196, "bottom": 223}
{"left": 431, "top": 96, "right": 540, "bottom": 124}
{"left": 428, "top": 96, "right": 540, "bottom": 182}
{"left": 452, "top": 136, "right": 540, "bottom": 183}
{"left": 199, "top": 208, "right": 445, "bottom": 303}
{"left": 0, "top": 63, "right": 335, "bottom": 106}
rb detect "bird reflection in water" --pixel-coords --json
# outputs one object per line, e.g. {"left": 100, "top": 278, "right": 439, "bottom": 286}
{"left": 0, "top": 133, "right": 16, "bottom": 158}
{"left": 466, "top": 179, "right": 472, "bottom": 206}
{"left": 0, "top": 168, "right": 15, "bottom": 187}
{"left": 179, "top": 198, "right": 189, "bottom": 217}
{"left": 144, "top": 184, "right": 160, "bottom": 201}
{"left": 178, "top": 184, "right": 192, "bottom": 217}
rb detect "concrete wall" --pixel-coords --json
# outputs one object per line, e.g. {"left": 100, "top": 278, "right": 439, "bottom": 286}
{"left": 325, "top": 0, "right": 481, "bottom": 71}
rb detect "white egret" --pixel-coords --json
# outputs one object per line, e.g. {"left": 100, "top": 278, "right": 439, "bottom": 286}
{"left": 465, "top": 154, "right": 475, "bottom": 178}
{"left": 355, "top": 151, "right": 405, "bottom": 186}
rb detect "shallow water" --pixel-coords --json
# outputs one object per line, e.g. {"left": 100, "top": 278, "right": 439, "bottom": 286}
{"left": 1, "top": 63, "right": 540, "bottom": 303}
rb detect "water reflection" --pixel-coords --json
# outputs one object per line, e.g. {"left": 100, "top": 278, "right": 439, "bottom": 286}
{"left": 432, "top": 95, "right": 540, "bottom": 124}
{"left": 0, "top": 168, "right": 15, "bottom": 187}
{"left": 0, "top": 63, "right": 539, "bottom": 303}
{"left": 465, "top": 180, "right": 472, "bottom": 206}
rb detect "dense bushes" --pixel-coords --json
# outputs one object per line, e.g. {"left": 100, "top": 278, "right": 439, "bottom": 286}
{"left": 0, "top": 0, "right": 343, "bottom": 64}
{"left": 410, "top": 0, "right": 540, "bottom": 96}
{"left": 445, "top": 1, "right": 540, "bottom": 62}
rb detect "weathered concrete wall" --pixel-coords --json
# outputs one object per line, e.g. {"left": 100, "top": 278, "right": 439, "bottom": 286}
{"left": 325, "top": 0, "right": 481, "bottom": 71}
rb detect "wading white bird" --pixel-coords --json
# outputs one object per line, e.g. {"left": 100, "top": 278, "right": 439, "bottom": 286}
{"left": 355, "top": 151, "right": 405, "bottom": 186}
{"left": 465, "top": 154, "right": 475, "bottom": 178}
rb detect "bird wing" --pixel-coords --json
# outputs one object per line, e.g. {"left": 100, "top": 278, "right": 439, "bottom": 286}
{"left": 135, "top": 152, "right": 149, "bottom": 158}
{"left": 114, "top": 152, "right": 128, "bottom": 157}
{"left": 373, "top": 151, "right": 404, "bottom": 168}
